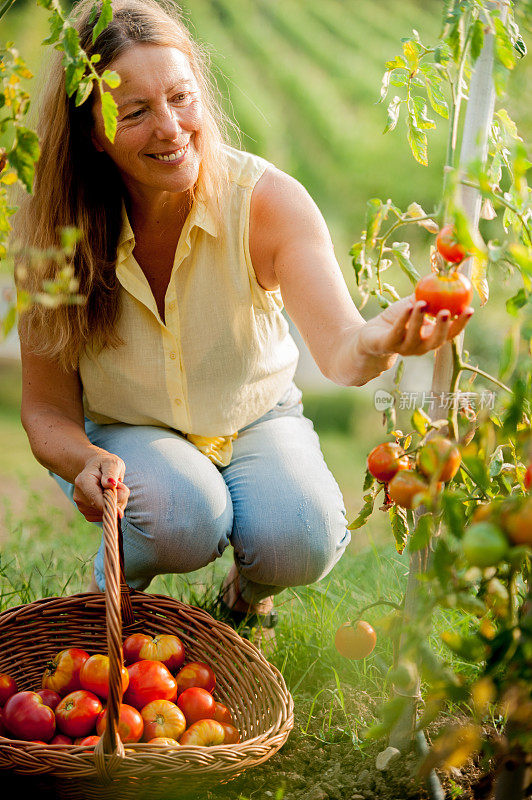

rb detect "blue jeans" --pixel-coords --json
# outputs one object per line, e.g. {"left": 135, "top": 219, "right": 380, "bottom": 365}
{"left": 51, "top": 383, "right": 350, "bottom": 602}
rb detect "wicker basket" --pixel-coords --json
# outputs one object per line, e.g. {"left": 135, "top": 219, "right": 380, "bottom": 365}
{"left": 0, "top": 488, "right": 294, "bottom": 798}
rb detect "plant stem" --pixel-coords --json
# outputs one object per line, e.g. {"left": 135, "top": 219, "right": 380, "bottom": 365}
{"left": 458, "top": 361, "right": 512, "bottom": 395}
{"left": 0, "top": 0, "right": 17, "bottom": 22}
{"left": 460, "top": 179, "right": 532, "bottom": 245}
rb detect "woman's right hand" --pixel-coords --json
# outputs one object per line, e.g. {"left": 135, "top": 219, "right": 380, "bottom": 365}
{"left": 73, "top": 451, "right": 130, "bottom": 523}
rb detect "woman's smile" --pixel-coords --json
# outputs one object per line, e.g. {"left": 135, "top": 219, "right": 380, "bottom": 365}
{"left": 146, "top": 142, "right": 189, "bottom": 163}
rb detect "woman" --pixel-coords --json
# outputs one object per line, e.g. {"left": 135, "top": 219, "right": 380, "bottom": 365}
{"left": 15, "top": 0, "right": 473, "bottom": 641}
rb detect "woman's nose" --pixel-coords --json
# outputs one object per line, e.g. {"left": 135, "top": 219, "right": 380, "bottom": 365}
{"left": 154, "top": 105, "right": 181, "bottom": 139}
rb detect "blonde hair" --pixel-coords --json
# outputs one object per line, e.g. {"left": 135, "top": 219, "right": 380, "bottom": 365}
{"left": 14, "top": 0, "right": 235, "bottom": 370}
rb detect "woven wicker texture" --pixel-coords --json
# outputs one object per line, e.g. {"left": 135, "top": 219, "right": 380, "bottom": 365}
{"left": 0, "top": 488, "right": 294, "bottom": 798}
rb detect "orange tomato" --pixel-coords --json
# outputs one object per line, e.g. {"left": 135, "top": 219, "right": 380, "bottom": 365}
{"left": 141, "top": 699, "right": 186, "bottom": 742}
{"left": 80, "top": 654, "right": 129, "bottom": 700}
{"left": 367, "top": 443, "right": 410, "bottom": 483}
{"left": 388, "top": 471, "right": 429, "bottom": 509}
{"left": 334, "top": 621, "right": 377, "bottom": 660}
{"left": 416, "top": 436, "right": 461, "bottom": 482}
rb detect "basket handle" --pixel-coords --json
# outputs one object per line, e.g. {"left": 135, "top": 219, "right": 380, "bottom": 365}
{"left": 93, "top": 487, "right": 128, "bottom": 781}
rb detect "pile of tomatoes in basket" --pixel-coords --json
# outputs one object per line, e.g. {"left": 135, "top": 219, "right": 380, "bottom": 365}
{"left": 0, "top": 633, "right": 239, "bottom": 747}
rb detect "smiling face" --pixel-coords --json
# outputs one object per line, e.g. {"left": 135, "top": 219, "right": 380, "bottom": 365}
{"left": 90, "top": 43, "right": 203, "bottom": 206}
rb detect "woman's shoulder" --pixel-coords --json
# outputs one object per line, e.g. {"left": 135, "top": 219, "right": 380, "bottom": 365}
{"left": 221, "top": 144, "right": 273, "bottom": 189}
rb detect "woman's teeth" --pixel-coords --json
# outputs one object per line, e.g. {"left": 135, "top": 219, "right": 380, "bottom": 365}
{"left": 150, "top": 145, "right": 188, "bottom": 162}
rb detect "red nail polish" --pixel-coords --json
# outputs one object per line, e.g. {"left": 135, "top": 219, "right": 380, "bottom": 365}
{"left": 107, "top": 477, "right": 117, "bottom": 487}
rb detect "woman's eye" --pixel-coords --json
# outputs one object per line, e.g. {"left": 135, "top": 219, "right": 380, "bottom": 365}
{"left": 172, "top": 92, "right": 190, "bottom": 104}
{"left": 125, "top": 109, "right": 144, "bottom": 120}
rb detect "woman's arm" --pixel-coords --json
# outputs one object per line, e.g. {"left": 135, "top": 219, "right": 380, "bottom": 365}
{"left": 20, "top": 341, "right": 129, "bottom": 520}
{"left": 249, "top": 167, "right": 473, "bottom": 387}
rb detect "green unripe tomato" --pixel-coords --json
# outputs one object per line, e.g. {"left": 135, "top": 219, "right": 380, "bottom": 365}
{"left": 462, "top": 522, "right": 509, "bottom": 567}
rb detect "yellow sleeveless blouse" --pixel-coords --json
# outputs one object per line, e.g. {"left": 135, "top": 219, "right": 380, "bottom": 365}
{"left": 79, "top": 146, "right": 299, "bottom": 466}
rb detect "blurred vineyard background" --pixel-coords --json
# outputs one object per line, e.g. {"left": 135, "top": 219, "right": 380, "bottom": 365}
{"left": 1, "top": 0, "right": 531, "bottom": 564}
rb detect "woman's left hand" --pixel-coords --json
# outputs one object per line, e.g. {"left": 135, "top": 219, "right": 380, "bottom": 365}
{"left": 356, "top": 294, "right": 474, "bottom": 359}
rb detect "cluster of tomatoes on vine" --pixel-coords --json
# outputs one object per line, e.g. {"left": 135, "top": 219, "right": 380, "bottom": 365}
{"left": 414, "top": 224, "right": 473, "bottom": 317}
{"left": 0, "top": 633, "right": 239, "bottom": 748}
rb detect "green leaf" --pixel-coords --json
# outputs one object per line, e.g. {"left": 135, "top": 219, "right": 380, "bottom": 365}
{"left": 9, "top": 127, "right": 40, "bottom": 192}
{"left": 64, "top": 61, "right": 85, "bottom": 98}
{"left": 425, "top": 79, "right": 449, "bottom": 119}
{"left": 446, "top": 21, "right": 462, "bottom": 64}
{"left": 365, "top": 198, "right": 386, "bottom": 250}
{"left": 391, "top": 241, "right": 421, "bottom": 286}
{"left": 407, "top": 115, "right": 428, "bottom": 166}
{"left": 411, "top": 406, "right": 430, "bottom": 435}
{"left": 42, "top": 12, "right": 64, "bottom": 46}
{"left": 75, "top": 76, "right": 94, "bottom": 107}
{"left": 494, "top": 18, "right": 515, "bottom": 70}
{"left": 62, "top": 25, "right": 81, "bottom": 62}
{"left": 441, "top": 490, "right": 466, "bottom": 538}
{"left": 409, "top": 514, "right": 433, "bottom": 551}
{"left": 498, "top": 324, "right": 520, "bottom": 382}
{"left": 348, "top": 494, "right": 375, "bottom": 530}
{"left": 385, "top": 56, "right": 408, "bottom": 70}
{"left": 389, "top": 505, "right": 409, "bottom": 554}
{"left": 402, "top": 40, "right": 420, "bottom": 71}
{"left": 384, "top": 404, "right": 396, "bottom": 434}
{"left": 383, "top": 96, "right": 401, "bottom": 135}
{"left": 102, "top": 69, "right": 121, "bottom": 89}
{"left": 363, "top": 468, "right": 375, "bottom": 492}
{"left": 470, "top": 19, "right": 485, "bottom": 64}
{"left": 506, "top": 288, "right": 528, "bottom": 317}
{"left": 92, "top": 0, "right": 113, "bottom": 44}
{"left": 379, "top": 70, "right": 391, "bottom": 104}
{"left": 412, "top": 96, "right": 436, "bottom": 130}
{"left": 461, "top": 454, "right": 490, "bottom": 493}
{"left": 101, "top": 89, "right": 118, "bottom": 142}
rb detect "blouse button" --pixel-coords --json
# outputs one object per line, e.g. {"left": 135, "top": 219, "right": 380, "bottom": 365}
{"left": 169, "top": 352, "right": 177, "bottom": 360}
{"left": 168, "top": 301, "right": 176, "bottom": 311}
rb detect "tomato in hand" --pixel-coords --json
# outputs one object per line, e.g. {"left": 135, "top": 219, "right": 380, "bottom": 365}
{"left": 141, "top": 699, "right": 186, "bottom": 742}
{"left": 96, "top": 703, "right": 144, "bottom": 743}
{"left": 175, "top": 662, "right": 216, "bottom": 695}
{"left": 416, "top": 436, "right": 461, "bottom": 482}
{"left": 179, "top": 718, "right": 225, "bottom": 746}
{"left": 388, "top": 471, "right": 430, "bottom": 509}
{"left": 124, "top": 660, "right": 177, "bottom": 710}
{"left": 4, "top": 691, "right": 56, "bottom": 742}
{"left": 414, "top": 271, "right": 473, "bottom": 318}
{"left": 0, "top": 674, "right": 17, "bottom": 707}
{"left": 55, "top": 690, "right": 103, "bottom": 738}
{"left": 123, "top": 633, "right": 186, "bottom": 673}
{"left": 367, "top": 442, "right": 409, "bottom": 483}
{"left": 334, "top": 620, "right": 377, "bottom": 660}
{"left": 177, "top": 687, "right": 216, "bottom": 726}
{"left": 80, "top": 654, "right": 129, "bottom": 700}
{"left": 42, "top": 648, "right": 90, "bottom": 697}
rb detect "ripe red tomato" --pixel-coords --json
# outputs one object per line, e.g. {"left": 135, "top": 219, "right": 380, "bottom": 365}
{"left": 0, "top": 674, "right": 18, "bottom": 707}
{"left": 42, "top": 648, "right": 90, "bottom": 697}
{"left": 367, "top": 442, "right": 409, "bottom": 483}
{"left": 175, "top": 662, "right": 216, "bottom": 695}
{"left": 141, "top": 699, "right": 186, "bottom": 742}
{"left": 334, "top": 621, "right": 377, "bottom": 660}
{"left": 123, "top": 633, "right": 186, "bottom": 673}
{"left": 213, "top": 702, "right": 233, "bottom": 726}
{"left": 4, "top": 691, "right": 56, "bottom": 742}
{"left": 37, "top": 689, "right": 62, "bottom": 711}
{"left": 524, "top": 465, "right": 532, "bottom": 490}
{"left": 179, "top": 718, "right": 225, "bottom": 746}
{"left": 124, "top": 661, "right": 177, "bottom": 710}
{"left": 177, "top": 687, "right": 216, "bottom": 726}
{"left": 50, "top": 733, "right": 73, "bottom": 744}
{"left": 388, "top": 471, "right": 430, "bottom": 509}
{"left": 436, "top": 225, "right": 468, "bottom": 264}
{"left": 220, "top": 722, "right": 240, "bottom": 744}
{"left": 75, "top": 735, "right": 101, "bottom": 746}
{"left": 55, "top": 690, "right": 103, "bottom": 738}
{"left": 80, "top": 654, "right": 129, "bottom": 700}
{"left": 414, "top": 271, "right": 473, "bottom": 318}
{"left": 96, "top": 703, "right": 144, "bottom": 743}
{"left": 416, "top": 436, "right": 461, "bottom": 482}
